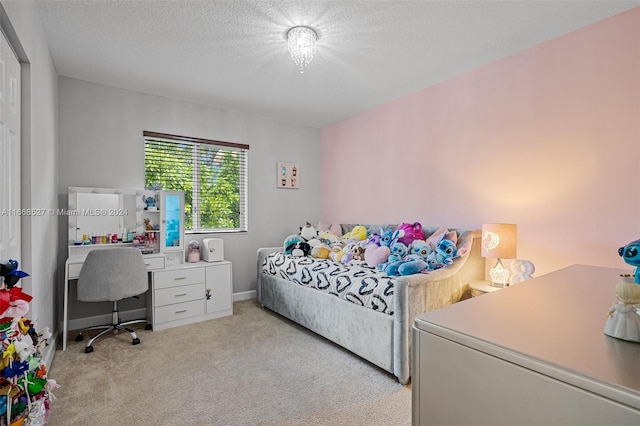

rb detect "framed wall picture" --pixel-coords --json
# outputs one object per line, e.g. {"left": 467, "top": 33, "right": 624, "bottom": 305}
{"left": 277, "top": 162, "right": 299, "bottom": 189}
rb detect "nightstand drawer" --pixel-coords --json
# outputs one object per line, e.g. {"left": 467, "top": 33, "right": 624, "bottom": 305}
{"left": 154, "top": 299, "right": 204, "bottom": 323}
{"left": 155, "top": 283, "right": 204, "bottom": 307}
{"left": 154, "top": 267, "right": 205, "bottom": 289}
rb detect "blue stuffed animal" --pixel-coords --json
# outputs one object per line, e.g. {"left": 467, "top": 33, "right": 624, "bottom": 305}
{"left": 388, "top": 241, "right": 408, "bottom": 262}
{"left": 408, "top": 240, "right": 432, "bottom": 259}
{"left": 395, "top": 240, "right": 432, "bottom": 275}
{"left": 619, "top": 239, "right": 640, "bottom": 284}
{"left": 434, "top": 239, "right": 458, "bottom": 266}
{"left": 379, "top": 228, "right": 394, "bottom": 247}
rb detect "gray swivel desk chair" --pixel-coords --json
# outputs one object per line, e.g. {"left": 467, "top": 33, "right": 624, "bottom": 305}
{"left": 75, "top": 247, "right": 152, "bottom": 353}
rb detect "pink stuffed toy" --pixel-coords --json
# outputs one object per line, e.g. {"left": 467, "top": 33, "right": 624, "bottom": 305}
{"left": 396, "top": 222, "right": 424, "bottom": 246}
{"left": 364, "top": 244, "right": 391, "bottom": 268}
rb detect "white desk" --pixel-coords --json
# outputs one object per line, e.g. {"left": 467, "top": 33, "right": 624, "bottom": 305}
{"left": 412, "top": 265, "right": 640, "bottom": 425}
{"left": 63, "top": 249, "right": 232, "bottom": 351}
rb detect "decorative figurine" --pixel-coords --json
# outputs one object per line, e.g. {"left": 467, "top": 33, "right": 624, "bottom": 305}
{"left": 618, "top": 238, "right": 640, "bottom": 284}
{"left": 604, "top": 276, "right": 640, "bottom": 342}
{"left": 604, "top": 239, "right": 640, "bottom": 342}
{"left": 142, "top": 194, "right": 157, "bottom": 211}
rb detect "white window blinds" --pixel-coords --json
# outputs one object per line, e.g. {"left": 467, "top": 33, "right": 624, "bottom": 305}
{"left": 144, "top": 131, "right": 248, "bottom": 233}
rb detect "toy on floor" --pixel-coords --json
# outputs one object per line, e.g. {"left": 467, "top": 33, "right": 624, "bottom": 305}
{"left": 0, "top": 260, "right": 57, "bottom": 425}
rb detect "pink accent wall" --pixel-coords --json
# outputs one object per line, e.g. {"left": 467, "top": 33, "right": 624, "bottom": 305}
{"left": 321, "top": 8, "right": 640, "bottom": 276}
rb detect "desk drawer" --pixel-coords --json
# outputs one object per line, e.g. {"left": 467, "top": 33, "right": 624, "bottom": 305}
{"left": 143, "top": 255, "right": 165, "bottom": 271}
{"left": 154, "top": 267, "right": 205, "bottom": 289}
{"left": 154, "top": 299, "right": 204, "bottom": 323}
{"left": 155, "top": 283, "right": 204, "bottom": 307}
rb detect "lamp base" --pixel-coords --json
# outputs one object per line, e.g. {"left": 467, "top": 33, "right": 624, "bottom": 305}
{"left": 489, "top": 258, "right": 510, "bottom": 288}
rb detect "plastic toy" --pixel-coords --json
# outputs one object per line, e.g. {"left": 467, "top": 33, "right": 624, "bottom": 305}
{"left": 142, "top": 194, "right": 157, "bottom": 210}
{"left": 604, "top": 276, "right": 640, "bottom": 342}
{"left": 618, "top": 238, "right": 640, "bottom": 284}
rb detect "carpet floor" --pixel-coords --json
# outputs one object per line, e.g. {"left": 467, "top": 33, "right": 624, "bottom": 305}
{"left": 48, "top": 300, "right": 411, "bottom": 425}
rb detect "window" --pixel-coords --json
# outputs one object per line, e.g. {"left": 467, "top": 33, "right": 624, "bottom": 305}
{"left": 143, "top": 131, "right": 249, "bottom": 233}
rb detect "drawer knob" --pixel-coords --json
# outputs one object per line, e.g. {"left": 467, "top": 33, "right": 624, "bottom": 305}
{"left": 174, "top": 276, "right": 187, "bottom": 280}
{"left": 175, "top": 309, "right": 187, "bottom": 314}
{"left": 174, "top": 293, "right": 187, "bottom": 297}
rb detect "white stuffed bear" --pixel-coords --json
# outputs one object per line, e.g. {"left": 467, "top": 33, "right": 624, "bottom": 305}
{"left": 300, "top": 222, "right": 321, "bottom": 248}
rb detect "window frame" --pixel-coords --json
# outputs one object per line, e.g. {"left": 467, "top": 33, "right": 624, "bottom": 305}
{"left": 143, "top": 131, "right": 249, "bottom": 234}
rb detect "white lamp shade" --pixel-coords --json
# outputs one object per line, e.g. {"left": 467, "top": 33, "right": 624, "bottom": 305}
{"left": 481, "top": 223, "right": 517, "bottom": 259}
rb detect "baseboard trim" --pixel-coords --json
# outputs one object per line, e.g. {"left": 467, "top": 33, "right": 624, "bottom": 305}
{"left": 67, "top": 308, "right": 148, "bottom": 332}
{"left": 233, "top": 290, "right": 256, "bottom": 302}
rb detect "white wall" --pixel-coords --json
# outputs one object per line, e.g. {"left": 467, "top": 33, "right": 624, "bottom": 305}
{"left": 1, "top": 2, "right": 58, "bottom": 355}
{"left": 58, "top": 77, "right": 321, "bottom": 320}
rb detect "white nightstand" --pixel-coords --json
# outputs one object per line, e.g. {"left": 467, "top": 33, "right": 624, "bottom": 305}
{"left": 469, "top": 280, "right": 503, "bottom": 297}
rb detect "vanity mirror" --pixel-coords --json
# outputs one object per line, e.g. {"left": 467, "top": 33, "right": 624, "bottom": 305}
{"left": 68, "top": 186, "right": 142, "bottom": 247}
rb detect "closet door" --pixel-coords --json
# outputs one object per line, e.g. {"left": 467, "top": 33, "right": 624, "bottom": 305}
{"left": 0, "top": 29, "right": 21, "bottom": 263}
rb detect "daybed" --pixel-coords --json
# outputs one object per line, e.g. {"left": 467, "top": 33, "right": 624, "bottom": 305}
{"left": 256, "top": 225, "right": 485, "bottom": 384}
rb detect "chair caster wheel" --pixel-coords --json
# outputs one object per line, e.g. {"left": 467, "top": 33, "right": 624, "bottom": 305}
{"left": 145, "top": 324, "right": 152, "bottom": 330}
{"left": 132, "top": 338, "right": 140, "bottom": 345}
{"left": 85, "top": 346, "right": 94, "bottom": 353}
{"left": 75, "top": 334, "right": 83, "bottom": 342}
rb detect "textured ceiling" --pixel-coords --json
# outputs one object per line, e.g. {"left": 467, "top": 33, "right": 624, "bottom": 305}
{"left": 35, "top": 1, "right": 639, "bottom": 128}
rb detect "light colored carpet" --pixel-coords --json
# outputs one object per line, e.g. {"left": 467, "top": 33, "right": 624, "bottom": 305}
{"left": 48, "top": 300, "right": 411, "bottom": 425}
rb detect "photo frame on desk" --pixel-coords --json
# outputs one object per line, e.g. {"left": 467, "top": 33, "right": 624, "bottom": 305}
{"left": 277, "top": 162, "right": 299, "bottom": 189}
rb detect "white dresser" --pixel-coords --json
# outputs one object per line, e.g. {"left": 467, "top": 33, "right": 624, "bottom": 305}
{"left": 150, "top": 260, "right": 232, "bottom": 331}
{"left": 412, "top": 265, "right": 640, "bottom": 425}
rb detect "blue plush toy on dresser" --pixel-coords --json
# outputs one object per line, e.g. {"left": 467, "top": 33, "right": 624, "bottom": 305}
{"left": 618, "top": 238, "right": 640, "bottom": 284}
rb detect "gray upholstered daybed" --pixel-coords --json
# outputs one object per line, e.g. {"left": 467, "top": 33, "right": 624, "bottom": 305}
{"left": 256, "top": 226, "right": 484, "bottom": 384}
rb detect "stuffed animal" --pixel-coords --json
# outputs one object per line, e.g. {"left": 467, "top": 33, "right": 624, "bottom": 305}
{"left": 408, "top": 240, "right": 432, "bottom": 259}
{"left": 619, "top": 239, "right": 640, "bottom": 284}
{"left": 350, "top": 245, "right": 365, "bottom": 262}
{"left": 318, "top": 230, "right": 340, "bottom": 245}
{"left": 386, "top": 239, "right": 433, "bottom": 276}
{"left": 343, "top": 225, "right": 368, "bottom": 242}
{"left": 434, "top": 238, "right": 458, "bottom": 266}
{"left": 310, "top": 243, "right": 331, "bottom": 259}
{"left": 387, "top": 241, "right": 408, "bottom": 263}
{"left": 283, "top": 234, "right": 305, "bottom": 255}
{"left": 289, "top": 241, "right": 311, "bottom": 257}
{"left": 299, "top": 222, "right": 321, "bottom": 248}
{"left": 367, "top": 232, "right": 381, "bottom": 246}
{"left": 317, "top": 222, "right": 343, "bottom": 238}
{"left": 364, "top": 244, "right": 390, "bottom": 268}
{"left": 397, "top": 259, "right": 429, "bottom": 276}
{"left": 396, "top": 222, "right": 424, "bottom": 246}
{"left": 378, "top": 241, "right": 410, "bottom": 274}
{"left": 379, "top": 228, "right": 395, "bottom": 247}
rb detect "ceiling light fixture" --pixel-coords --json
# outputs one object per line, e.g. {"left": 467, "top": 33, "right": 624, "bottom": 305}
{"left": 287, "top": 26, "right": 317, "bottom": 74}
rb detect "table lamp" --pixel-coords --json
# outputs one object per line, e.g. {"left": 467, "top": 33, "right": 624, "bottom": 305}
{"left": 481, "top": 223, "right": 517, "bottom": 288}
